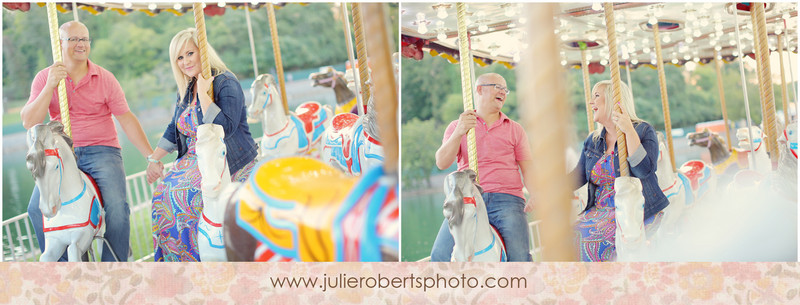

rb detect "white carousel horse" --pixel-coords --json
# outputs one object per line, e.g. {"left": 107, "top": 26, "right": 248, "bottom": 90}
{"left": 311, "top": 66, "right": 384, "bottom": 176}
{"left": 247, "top": 74, "right": 333, "bottom": 159}
{"left": 222, "top": 156, "right": 398, "bottom": 262}
{"left": 196, "top": 123, "right": 229, "bottom": 262}
{"left": 614, "top": 176, "right": 646, "bottom": 261}
{"left": 26, "top": 121, "right": 105, "bottom": 262}
{"left": 726, "top": 122, "right": 798, "bottom": 200}
{"left": 443, "top": 169, "right": 506, "bottom": 262}
{"left": 735, "top": 126, "right": 771, "bottom": 172}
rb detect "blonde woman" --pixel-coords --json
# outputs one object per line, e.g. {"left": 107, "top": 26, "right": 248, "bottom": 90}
{"left": 568, "top": 80, "right": 668, "bottom": 261}
{"left": 146, "top": 28, "right": 258, "bottom": 261}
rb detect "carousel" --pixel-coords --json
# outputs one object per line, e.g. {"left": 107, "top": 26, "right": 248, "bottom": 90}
{"left": 401, "top": 2, "right": 797, "bottom": 262}
{"left": 3, "top": 2, "right": 398, "bottom": 262}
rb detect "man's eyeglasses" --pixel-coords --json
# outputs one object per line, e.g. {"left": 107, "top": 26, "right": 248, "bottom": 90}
{"left": 479, "top": 83, "right": 509, "bottom": 94}
{"left": 63, "top": 37, "right": 92, "bottom": 44}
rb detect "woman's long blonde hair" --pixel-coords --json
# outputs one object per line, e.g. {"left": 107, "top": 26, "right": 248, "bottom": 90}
{"left": 591, "top": 80, "right": 643, "bottom": 142}
{"left": 169, "top": 28, "right": 230, "bottom": 101}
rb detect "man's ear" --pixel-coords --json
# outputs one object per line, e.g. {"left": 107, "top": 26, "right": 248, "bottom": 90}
{"left": 475, "top": 84, "right": 483, "bottom": 96}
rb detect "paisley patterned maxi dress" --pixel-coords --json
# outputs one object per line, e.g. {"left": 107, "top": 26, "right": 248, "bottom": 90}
{"left": 151, "top": 97, "right": 257, "bottom": 262}
{"left": 575, "top": 152, "right": 663, "bottom": 262}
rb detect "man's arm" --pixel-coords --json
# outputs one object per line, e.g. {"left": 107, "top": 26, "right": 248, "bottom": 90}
{"left": 519, "top": 159, "right": 535, "bottom": 213}
{"left": 115, "top": 111, "right": 154, "bottom": 158}
{"left": 21, "top": 63, "right": 67, "bottom": 129}
{"left": 435, "top": 110, "right": 476, "bottom": 170}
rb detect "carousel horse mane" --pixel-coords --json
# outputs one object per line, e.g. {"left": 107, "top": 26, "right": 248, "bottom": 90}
{"left": 27, "top": 122, "right": 74, "bottom": 179}
{"left": 442, "top": 169, "right": 483, "bottom": 226}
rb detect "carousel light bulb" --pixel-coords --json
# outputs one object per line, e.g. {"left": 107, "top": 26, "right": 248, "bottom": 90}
{"left": 686, "top": 37, "right": 694, "bottom": 43}
{"left": 561, "top": 59, "right": 568, "bottom": 65}
{"left": 733, "top": 50, "right": 739, "bottom": 57}
{"left": 218, "top": 2, "right": 226, "bottom": 7}
{"left": 622, "top": 52, "right": 630, "bottom": 60}
{"left": 123, "top": 2, "right": 132, "bottom": 8}
{"left": 592, "top": 3, "right": 602, "bottom": 11}
{"left": 479, "top": 23, "right": 489, "bottom": 32}
{"left": 174, "top": 3, "right": 182, "bottom": 10}
{"left": 672, "top": 58, "right": 679, "bottom": 64}
{"left": 651, "top": 58, "right": 657, "bottom": 64}
{"left": 693, "top": 57, "right": 700, "bottom": 62}
{"left": 601, "top": 59, "right": 609, "bottom": 66}
{"left": 588, "top": 33, "right": 598, "bottom": 41}
{"left": 586, "top": 53, "right": 593, "bottom": 60}
{"left": 790, "top": 46, "right": 797, "bottom": 52}
{"left": 776, "top": 28, "right": 783, "bottom": 35}
{"left": 418, "top": 23, "right": 428, "bottom": 35}
{"left": 251, "top": 0, "right": 259, "bottom": 6}
{"left": 643, "top": 47, "right": 651, "bottom": 54}
{"left": 648, "top": 16, "right": 658, "bottom": 25}
{"left": 663, "top": 35, "right": 671, "bottom": 43}
{"left": 148, "top": 3, "right": 157, "bottom": 10}
{"left": 560, "top": 33, "right": 569, "bottom": 41}
{"left": 504, "top": 6, "right": 514, "bottom": 17}
{"left": 729, "top": 39, "right": 736, "bottom": 46}
{"left": 714, "top": 45, "right": 722, "bottom": 51}
{"left": 631, "top": 58, "right": 639, "bottom": 65}
{"left": 700, "top": 19, "right": 709, "bottom": 27}
{"left": 715, "top": 23, "right": 723, "bottom": 31}
{"left": 437, "top": 6, "right": 448, "bottom": 19}
{"left": 694, "top": 30, "right": 702, "bottom": 37}
{"left": 437, "top": 31, "right": 447, "bottom": 41}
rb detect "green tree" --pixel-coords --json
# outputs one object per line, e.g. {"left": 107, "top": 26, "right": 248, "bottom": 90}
{"left": 401, "top": 118, "right": 440, "bottom": 188}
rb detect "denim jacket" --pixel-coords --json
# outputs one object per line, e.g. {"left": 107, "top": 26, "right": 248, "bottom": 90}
{"left": 157, "top": 70, "right": 258, "bottom": 174}
{"left": 569, "top": 121, "right": 669, "bottom": 221}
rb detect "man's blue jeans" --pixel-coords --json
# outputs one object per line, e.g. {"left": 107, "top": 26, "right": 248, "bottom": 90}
{"left": 27, "top": 145, "right": 130, "bottom": 261}
{"left": 430, "top": 192, "right": 532, "bottom": 262}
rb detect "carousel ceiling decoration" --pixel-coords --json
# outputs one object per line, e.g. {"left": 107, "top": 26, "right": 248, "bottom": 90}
{"left": 400, "top": 2, "right": 798, "bottom": 71}
{"left": 2, "top": 2, "right": 300, "bottom": 17}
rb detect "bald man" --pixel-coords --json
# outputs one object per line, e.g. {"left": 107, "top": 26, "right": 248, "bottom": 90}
{"left": 21, "top": 21, "right": 155, "bottom": 261}
{"left": 431, "top": 73, "right": 535, "bottom": 262}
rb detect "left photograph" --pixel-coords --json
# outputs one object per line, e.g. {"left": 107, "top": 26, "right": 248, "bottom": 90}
{"left": 2, "top": 2, "right": 399, "bottom": 262}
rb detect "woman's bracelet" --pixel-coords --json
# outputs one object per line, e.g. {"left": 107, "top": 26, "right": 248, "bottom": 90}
{"left": 146, "top": 154, "right": 161, "bottom": 164}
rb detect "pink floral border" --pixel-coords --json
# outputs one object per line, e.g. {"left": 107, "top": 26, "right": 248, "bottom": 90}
{"left": 1, "top": 262, "right": 798, "bottom": 304}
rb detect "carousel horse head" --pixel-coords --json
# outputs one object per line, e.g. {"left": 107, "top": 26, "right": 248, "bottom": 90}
{"left": 248, "top": 73, "right": 281, "bottom": 119}
{"left": 27, "top": 121, "right": 76, "bottom": 218}
{"left": 687, "top": 128, "right": 722, "bottom": 149}
{"left": 614, "top": 176, "right": 646, "bottom": 260}
{"left": 310, "top": 66, "right": 346, "bottom": 89}
{"left": 442, "top": 169, "right": 505, "bottom": 262}
{"left": 196, "top": 124, "right": 229, "bottom": 196}
{"left": 736, "top": 126, "right": 764, "bottom": 151}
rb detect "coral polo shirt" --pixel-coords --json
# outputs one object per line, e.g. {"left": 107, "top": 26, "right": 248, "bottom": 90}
{"left": 27, "top": 60, "right": 130, "bottom": 148}
{"left": 442, "top": 112, "right": 532, "bottom": 199}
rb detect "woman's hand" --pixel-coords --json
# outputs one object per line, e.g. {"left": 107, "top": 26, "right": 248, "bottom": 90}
{"left": 146, "top": 161, "right": 165, "bottom": 184}
{"left": 196, "top": 73, "right": 215, "bottom": 97}
{"left": 612, "top": 106, "right": 635, "bottom": 135}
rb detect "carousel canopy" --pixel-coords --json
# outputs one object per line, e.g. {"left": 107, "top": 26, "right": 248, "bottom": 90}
{"left": 400, "top": 2, "right": 798, "bottom": 71}
{"left": 2, "top": 2, "right": 299, "bottom": 17}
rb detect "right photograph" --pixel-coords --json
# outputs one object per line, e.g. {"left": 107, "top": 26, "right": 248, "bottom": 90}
{"left": 399, "top": 3, "right": 798, "bottom": 262}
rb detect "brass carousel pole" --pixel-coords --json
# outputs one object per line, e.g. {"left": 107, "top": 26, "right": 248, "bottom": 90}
{"left": 777, "top": 34, "right": 790, "bottom": 125}
{"left": 714, "top": 49, "right": 733, "bottom": 151}
{"left": 752, "top": 3, "right": 780, "bottom": 169}
{"left": 362, "top": 3, "right": 397, "bottom": 173}
{"left": 193, "top": 3, "right": 213, "bottom": 99}
{"left": 455, "top": 3, "right": 479, "bottom": 179}
{"left": 352, "top": 3, "right": 371, "bottom": 112}
{"left": 46, "top": 3, "right": 72, "bottom": 137}
{"left": 604, "top": 2, "right": 629, "bottom": 176}
{"left": 520, "top": 3, "right": 576, "bottom": 261}
{"left": 266, "top": 4, "right": 289, "bottom": 115}
{"left": 580, "top": 46, "right": 595, "bottom": 132}
{"left": 652, "top": 21, "right": 676, "bottom": 171}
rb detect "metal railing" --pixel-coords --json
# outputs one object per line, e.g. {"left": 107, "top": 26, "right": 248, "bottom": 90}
{"left": 2, "top": 163, "right": 173, "bottom": 262}
{"left": 415, "top": 220, "right": 543, "bottom": 262}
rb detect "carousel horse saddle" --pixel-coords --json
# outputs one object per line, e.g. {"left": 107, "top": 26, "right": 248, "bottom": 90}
{"left": 295, "top": 102, "right": 328, "bottom": 140}
{"left": 680, "top": 160, "right": 711, "bottom": 193}
{"left": 235, "top": 156, "right": 363, "bottom": 261}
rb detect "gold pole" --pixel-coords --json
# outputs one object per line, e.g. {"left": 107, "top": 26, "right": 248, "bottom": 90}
{"left": 521, "top": 3, "right": 576, "bottom": 261}
{"left": 752, "top": 3, "right": 780, "bottom": 168}
{"left": 362, "top": 3, "right": 398, "bottom": 173}
{"left": 777, "top": 34, "right": 790, "bottom": 125}
{"left": 46, "top": 3, "right": 71, "bottom": 137}
{"left": 604, "top": 2, "right": 629, "bottom": 176}
{"left": 193, "top": 3, "right": 213, "bottom": 100}
{"left": 266, "top": 4, "right": 289, "bottom": 115}
{"left": 714, "top": 49, "right": 733, "bottom": 151}
{"left": 351, "top": 3, "right": 371, "bottom": 108}
{"left": 455, "top": 3, "right": 479, "bottom": 179}
{"left": 580, "top": 48, "right": 595, "bottom": 132}
{"left": 652, "top": 22, "right": 676, "bottom": 171}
